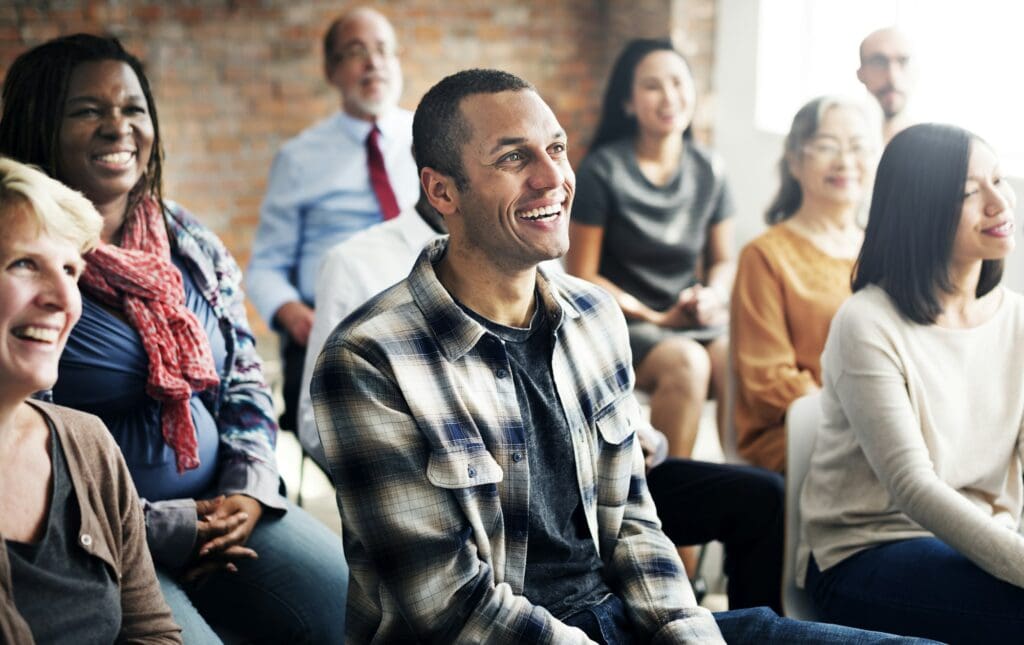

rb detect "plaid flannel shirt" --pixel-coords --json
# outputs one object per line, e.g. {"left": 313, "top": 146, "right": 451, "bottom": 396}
{"left": 312, "top": 238, "right": 723, "bottom": 644}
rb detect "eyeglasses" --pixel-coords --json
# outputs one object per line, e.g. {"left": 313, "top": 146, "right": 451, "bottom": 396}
{"left": 334, "top": 41, "right": 399, "bottom": 64}
{"left": 862, "top": 54, "right": 911, "bottom": 70}
{"left": 802, "top": 140, "right": 875, "bottom": 161}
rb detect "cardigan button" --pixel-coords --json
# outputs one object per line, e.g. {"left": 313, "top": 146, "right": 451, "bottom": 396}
{"left": 496, "top": 368, "right": 509, "bottom": 379}
{"left": 80, "top": 534, "right": 93, "bottom": 547}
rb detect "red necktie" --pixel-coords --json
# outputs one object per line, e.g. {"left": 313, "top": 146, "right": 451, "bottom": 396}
{"left": 366, "top": 126, "right": 401, "bottom": 221}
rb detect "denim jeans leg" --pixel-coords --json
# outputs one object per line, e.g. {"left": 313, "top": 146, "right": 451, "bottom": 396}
{"left": 714, "top": 606, "right": 939, "bottom": 644}
{"left": 188, "top": 500, "right": 349, "bottom": 644}
{"left": 806, "top": 537, "right": 1024, "bottom": 644}
{"left": 156, "top": 568, "right": 223, "bottom": 645}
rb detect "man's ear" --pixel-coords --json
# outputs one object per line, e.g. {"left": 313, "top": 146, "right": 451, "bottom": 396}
{"left": 856, "top": 65, "right": 867, "bottom": 85}
{"left": 421, "top": 167, "right": 459, "bottom": 218}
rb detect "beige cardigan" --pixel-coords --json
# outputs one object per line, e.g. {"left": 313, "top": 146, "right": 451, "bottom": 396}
{"left": 0, "top": 401, "right": 182, "bottom": 644}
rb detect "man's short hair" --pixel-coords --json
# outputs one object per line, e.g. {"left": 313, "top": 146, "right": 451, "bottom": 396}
{"left": 412, "top": 69, "right": 534, "bottom": 190}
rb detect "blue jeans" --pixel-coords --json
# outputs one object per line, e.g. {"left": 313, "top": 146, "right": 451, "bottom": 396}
{"left": 158, "top": 500, "right": 348, "bottom": 644}
{"left": 564, "top": 594, "right": 933, "bottom": 644}
{"left": 807, "top": 537, "right": 1024, "bottom": 644}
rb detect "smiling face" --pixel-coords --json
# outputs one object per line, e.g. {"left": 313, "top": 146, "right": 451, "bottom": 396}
{"left": 57, "top": 59, "right": 154, "bottom": 219}
{"left": 626, "top": 49, "right": 696, "bottom": 140}
{"left": 951, "top": 141, "right": 1016, "bottom": 270}
{"left": 0, "top": 205, "right": 84, "bottom": 401}
{"left": 326, "top": 9, "right": 403, "bottom": 121}
{"left": 789, "top": 104, "right": 875, "bottom": 211}
{"left": 441, "top": 90, "right": 574, "bottom": 273}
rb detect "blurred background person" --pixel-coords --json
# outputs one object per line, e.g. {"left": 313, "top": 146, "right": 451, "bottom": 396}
{"left": 731, "top": 96, "right": 876, "bottom": 472}
{"left": 857, "top": 27, "right": 916, "bottom": 143}
{"left": 0, "top": 157, "right": 181, "bottom": 644}
{"left": 0, "top": 34, "right": 348, "bottom": 643}
{"left": 567, "top": 37, "right": 735, "bottom": 459}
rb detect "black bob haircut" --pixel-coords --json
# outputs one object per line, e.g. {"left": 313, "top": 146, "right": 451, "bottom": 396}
{"left": 0, "top": 33, "right": 164, "bottom": 209}
{"left": 412, "top": 68, "right": 533, "bottom": 191}
{"left": 852, "top": 123, "right": 1003, "bottom": 324}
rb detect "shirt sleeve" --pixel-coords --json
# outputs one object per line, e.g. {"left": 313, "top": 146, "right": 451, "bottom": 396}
{"left": 571, "top": 154, "right": 614, "bottom": 228}
{"left": 116, "top": 461, "right": 185, "bottom": 643}
{"left": 312, "top": 340, "right": 597, "bottom": 644}
{"left": 209, "top": 236, "right": 287, "bottom": 515}
{"left": 297, "top": 248, "right": 363, "bottom": 467}
{"left": 833, "top": 304, "right": 1024, "bottom": 588}
{"left": 246, "top": 148, "right": 306, "bottom": 325}
{"left": 708, "top": 176, "right": 735, "bottom": 226}
{"left": 141, "top": 498, "right": 197, "bottom": 570}
{"left": 731, "top": 243, "right": 817, "bottom": 471}
{"left": 589, "top": 300, "right": 724, "bottom": 643}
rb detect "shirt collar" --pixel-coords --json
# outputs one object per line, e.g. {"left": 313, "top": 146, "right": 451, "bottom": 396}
{"left": 335, "top": 107, "right": 404, "bottom": 144}
{"left": 408, "top": 238, "right": 581, "bottom": 362}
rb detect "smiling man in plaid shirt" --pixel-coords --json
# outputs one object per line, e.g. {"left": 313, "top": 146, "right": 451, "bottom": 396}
{"left": 311, "top": 69, "right": 919, "bottom": 644}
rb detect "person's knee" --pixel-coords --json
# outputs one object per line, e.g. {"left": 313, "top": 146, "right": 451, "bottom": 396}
{"left": 653, "top": 339, "right": 712, "bottom": 390}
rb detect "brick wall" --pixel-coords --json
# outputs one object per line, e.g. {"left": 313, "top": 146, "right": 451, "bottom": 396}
{"left": 1, "top": 0, "right": 718, "bottom": 351}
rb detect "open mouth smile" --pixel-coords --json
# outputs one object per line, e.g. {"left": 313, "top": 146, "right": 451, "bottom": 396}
{"left": 11, "top": 325, "right": 60, "bottom": 344}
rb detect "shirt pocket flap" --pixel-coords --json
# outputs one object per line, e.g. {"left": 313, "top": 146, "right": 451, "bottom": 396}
{"left": 595, "top": 398, "right": 637, "bottom": 445}
{"left": 427, "top": 444, "right": 504, "bottom": 488}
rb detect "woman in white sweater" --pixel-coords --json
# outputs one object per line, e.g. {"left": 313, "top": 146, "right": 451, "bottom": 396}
{"left": 798, "top": 123, "right": 1024, "bottom": 643}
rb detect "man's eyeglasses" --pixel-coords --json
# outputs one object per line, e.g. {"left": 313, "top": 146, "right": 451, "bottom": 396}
{"left": 334, "top": 41, "right": 399, "bottom": 65}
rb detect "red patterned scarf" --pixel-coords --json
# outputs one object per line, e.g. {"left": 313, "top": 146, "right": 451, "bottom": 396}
{"left": 80, "top": 197, "right": 220, "bottom": 473}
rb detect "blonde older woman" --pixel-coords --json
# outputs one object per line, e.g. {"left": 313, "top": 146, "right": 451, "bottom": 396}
{"left": 0, "top": 158, "right": 180, "bottom": 643}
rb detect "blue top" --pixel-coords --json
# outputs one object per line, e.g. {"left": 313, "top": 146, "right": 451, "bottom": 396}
{"left": 246, "top": 108, "right": 419, "bottom": 324}
{"left": 54, "top": 253, "right": 226, "bottom": 501}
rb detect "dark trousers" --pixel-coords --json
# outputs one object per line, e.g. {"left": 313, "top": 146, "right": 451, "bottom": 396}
{"left": 646, "top": 459, "right": 785, "bottom": 613}
{"left": 807, "top": 537, "right": 1024, "bottom": 644}
{"left": 278, "top": 337, "right": 306, "bottom": 432}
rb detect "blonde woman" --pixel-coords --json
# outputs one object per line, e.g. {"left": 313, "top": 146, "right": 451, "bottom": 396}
{"left": 0, "top": 158, "right": 180, "bottom": 643}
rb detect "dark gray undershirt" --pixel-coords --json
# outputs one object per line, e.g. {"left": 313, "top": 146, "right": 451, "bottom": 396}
{"left": 460, "top": 297, "right": 611, "bottom": 620}
{"left": 6, "top": 423, "right": 121, "bottom": 645}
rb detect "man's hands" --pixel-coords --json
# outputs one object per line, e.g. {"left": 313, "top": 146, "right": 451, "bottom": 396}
{"left": 181, "top": 494, "right": 263, "bottom": 584}
{"left": 276, "top": 301, "right": 315, "bottom": 346}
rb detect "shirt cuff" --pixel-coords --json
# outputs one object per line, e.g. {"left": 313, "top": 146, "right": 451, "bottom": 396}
{"left": 142, "top": 498, "right": 198, "bottom": 570}
{"left": 217, "top": 457, "right": 288, "bottom": 515}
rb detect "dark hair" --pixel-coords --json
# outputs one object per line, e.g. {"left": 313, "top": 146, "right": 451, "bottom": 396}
{"left": 412, "top": 68, "right": 533, "bottom": 191}
{"left": 0, "top": 33, "right": 164, "bottom": 208}
{"left": 590, "top": 38, "right": 693, "bottom": 151}
{"left": 764, "top": 95, "right": 871, "bottom": 223}
{"left": 852, "top": 123, "right": 1003, "bottom": 324}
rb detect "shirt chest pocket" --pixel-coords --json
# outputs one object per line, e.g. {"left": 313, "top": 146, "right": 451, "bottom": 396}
{"left": 427, "top": 443, "right": 504, "bottom": 489}
{"left": 426, "top": 443, "right": 505, "bottom": 543}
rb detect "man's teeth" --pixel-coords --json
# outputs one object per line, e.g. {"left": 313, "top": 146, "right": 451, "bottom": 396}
{"left": 13, "top": 326, "right": 59, "bottom": 343}
{"left": 518, "top": 204, "right": 561, "bottom": 220}
{"left": 95, "top": 151, "right": 134, "bottom": 165}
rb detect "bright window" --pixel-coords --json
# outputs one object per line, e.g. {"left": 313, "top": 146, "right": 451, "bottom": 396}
{"left": 756, "top": 0, "right": 1024, "bottom": 175}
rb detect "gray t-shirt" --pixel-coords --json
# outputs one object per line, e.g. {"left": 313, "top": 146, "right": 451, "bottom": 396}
{"left": 459, "top": 299, "right": 611, "bottom": 620}
{"left": 573, "top": 139, "right": 734, "bottom": 312}
{"left": 6, "top": 425, "right": 121, "bottom": 644}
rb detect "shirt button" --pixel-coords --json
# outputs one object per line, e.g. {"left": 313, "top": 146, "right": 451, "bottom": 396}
{"left": 512, "top": 452, "right": 523, "bottom": 462}
{"left": 496, "top": 368, "right": 509, "bottom": 379}
{"left": 80, "top": 534, "right": 93, "bottom": 547}
{"left": 468, "top": 465, "right": 477, "bottom": 478}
